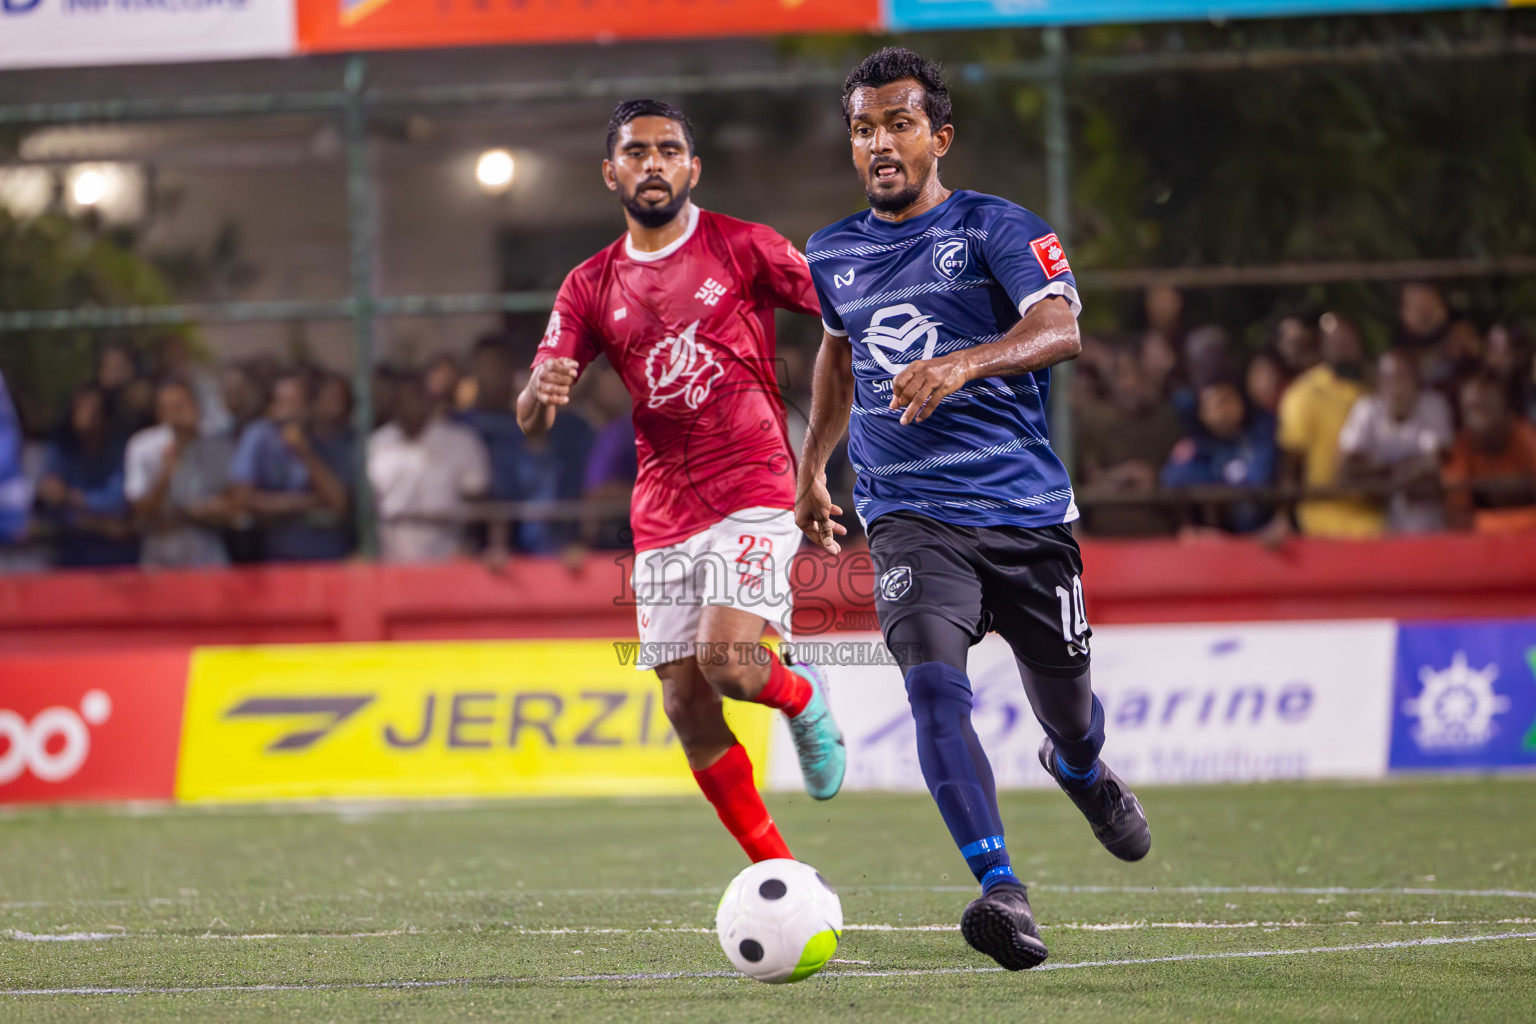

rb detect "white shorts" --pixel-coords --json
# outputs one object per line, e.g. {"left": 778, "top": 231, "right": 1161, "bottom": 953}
{"left": 631, "top": 506, "right": 802, "bottom": 670}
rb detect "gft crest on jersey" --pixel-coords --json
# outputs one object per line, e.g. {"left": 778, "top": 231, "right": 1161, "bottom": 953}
{"left": 645, "top": 320, "right": 724, "bottom": 410}
{"left": 932, "top": 237, "right": 969, "bottom": 281}
{"left": 862, "top": 304, "right": 942, "bottom": 375}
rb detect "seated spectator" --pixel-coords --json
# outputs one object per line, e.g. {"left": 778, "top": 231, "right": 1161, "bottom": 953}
{"left": 35, "top": 385, "right": 138, "bottom": 567}
{"left": 369, "top": 371, "right": 489, "bottom": 564}
{"left": 1170, "top": 325, "right": 1234, "bottom": 432}
{"left": 1077, "top": 349, "right": 1182, "bottom": 537}
{"left": 1245, "top": 347, "right": 1290, "bottom": 416}
{"left": 1160, "top": 377, "right": 1278, "bottom": 535}
{"left": 1145, "top": 284, "right": 1186, "bottom": 350}
{"left": 461, "top": 335, "right": 593, "bottom": 553}
{"left": 581, "top": 364, "right": 638, "bottom": 550}
{"left": 97, "top": 341, "right": 155, "bottom": 438}
{"left": 1486, "top": 323, "right": 1534, "bottom": 421}
{"left": 1337, "top": 350, "right": 1453, "bottom": 534}
{"left": 158, "top": 335, "right": 231, "bottom": 438}
{"left": 424, "top": 353, "right": 463, "bottom": 418}
{"left": 458, "top": 335, "right": 525, "bottom": 550}
{"left": 219, "top": 363, "right": 267, "bottom": 443}
{"left": 125, "top": 380, "right": 234, "bottom": 569}
{"left": 1394, "top": 281, "right": 1451, "bottom": 352}
{"left": 228, "top": 372, "right": 354, "bottom": 562}
{"left": 1274, "top": 314, "right": 1321, "bottom": 378}
{"left": 1138, "top": 328, "right": 1181, "bottom": 399}
{"left": 1443, "top": 373, "right": 1536, "bottom": 533}
{"left": 0, "top": 368, "right": 30, "bottom": 549}
{"left": 312, "top": 373, "right": 355, "bottom": 455}
{"left": 1424, "top": 317, "right": 1486, "bottom": 418}
{"left": 1276, "top": 312, "right": 1385, "bottom": 538}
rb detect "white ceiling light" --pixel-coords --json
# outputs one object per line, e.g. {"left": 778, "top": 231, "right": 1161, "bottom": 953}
{"left": 475, "top": 149, "right": 515, "bottom": 194}
{"left": 63, "top": 163, "right": 145, "bottom": 223}
{"left": 71, "top": 167, "right": 108, "bottom": 207}
{"left": 0, "top": 167, "right": 54, "bottom": 220}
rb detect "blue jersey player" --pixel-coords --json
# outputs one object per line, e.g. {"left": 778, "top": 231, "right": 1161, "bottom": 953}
{"left": 795, "top": 48, "right": 1152, "bottom": 971}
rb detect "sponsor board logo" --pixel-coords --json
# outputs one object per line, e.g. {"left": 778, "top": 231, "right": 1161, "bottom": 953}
{"left": 177, "top": 641, "right": 773, "bottom": 801}
{"left": 0, "top": 690, "right": 111, "bottom": 785}
{"left": 767, "top": 623, "right": 1398, "bottom": 794}
{"left": 2, "top": 0, "right": 42, "bottom": 14}
{"left": 932, "top": 238, "right": 969, "bottom": 281}
{"left": 0, "top": 650, "right": 187, "bottom": 804}
{"left": 1390, "top": 623, "right": 1536, "bottom": 771}
{"left": 1029, "top": 233, "right": 1070, "bottom": 279}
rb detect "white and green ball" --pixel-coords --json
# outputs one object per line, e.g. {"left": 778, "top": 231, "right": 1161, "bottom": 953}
{"left": 715, "top": 858, "right": 843, "bottom": 983}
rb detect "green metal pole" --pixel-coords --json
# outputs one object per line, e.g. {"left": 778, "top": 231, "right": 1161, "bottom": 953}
{"left": 344, "top": 56, "right": 378, "bottom": 560}
{"left": 1042, "top": 26, "right": 1076, "bottom": 479}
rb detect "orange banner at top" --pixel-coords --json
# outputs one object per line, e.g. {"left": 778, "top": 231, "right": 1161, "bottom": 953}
{"left": 297, "top": 0, "right": 880, "bottom": 53}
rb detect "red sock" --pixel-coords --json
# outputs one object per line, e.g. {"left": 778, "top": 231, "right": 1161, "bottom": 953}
{"left": 692, "top": 744, "right": 792, "bottom": 863}
{"left": 754, "top": 651, "right": 812, "bottom": 717}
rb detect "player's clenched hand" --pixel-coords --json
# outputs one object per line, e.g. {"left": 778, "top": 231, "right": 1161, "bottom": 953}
{"left": 531, "top": 357, "right": 580, "bottom": 406}
{"left": 795, "top": 474, "right": 848, "bottom": 555}
{"left": 889, "top": 356, "right": 969, "bottom": 425}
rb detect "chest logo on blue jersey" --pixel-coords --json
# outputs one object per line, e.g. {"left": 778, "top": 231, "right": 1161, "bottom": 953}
{"left": 932, "top": 238, "right": 969, "bottom": 281}
{"left": 864, "top": 304, "right": 942, "bottom": 375}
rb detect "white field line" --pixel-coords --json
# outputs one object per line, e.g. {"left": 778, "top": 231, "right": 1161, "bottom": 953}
{"left": 6, "top": 918, "right": 1536, "bottom": 943}
{"left": 4, "top": 930, "right": 1535, "bottom": 997}
{"left": 6, "top": 883, "right": 1535, "bottom": 910}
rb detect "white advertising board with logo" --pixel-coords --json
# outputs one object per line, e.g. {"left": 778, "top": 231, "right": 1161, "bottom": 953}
{"left": 768, "top": 620, "right": 1398, "bottom": 791}
{"left": 0, "top": 0, "right": 293, "bottom": 70}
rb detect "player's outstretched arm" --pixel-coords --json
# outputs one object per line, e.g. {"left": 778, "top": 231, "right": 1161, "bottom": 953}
{"left": 889, "top": 295, "right": 1081, "bottom": 425}
{"left": 516, "top": 357, "right": 580, "bottom": 441}
{"left": 795, "top": 330, "right": 855, "bottom": 554}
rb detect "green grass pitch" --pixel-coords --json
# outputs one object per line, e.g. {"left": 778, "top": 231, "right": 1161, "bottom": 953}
{"left": 3, "top": 778, "right": 1534, "bottom": 1022}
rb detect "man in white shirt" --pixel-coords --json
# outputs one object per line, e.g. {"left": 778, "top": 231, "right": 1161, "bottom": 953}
{"left": 1338, "top": 349, "right": 1454, "bottom": 534}
{"left": 369, "top": 370, "right": 490, "bottom": 563}
{"left": 125, "top": 380, "right": 233, "bottom": 569}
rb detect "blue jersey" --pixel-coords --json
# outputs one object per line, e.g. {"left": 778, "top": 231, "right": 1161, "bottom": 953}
{"left": 806, "top": 190, "right": 1081, "bottom": 531}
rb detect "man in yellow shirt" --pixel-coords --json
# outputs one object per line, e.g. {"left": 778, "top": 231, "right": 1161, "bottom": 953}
{"left": 1276, "top": 313, "right": 1386, "bottom": 538}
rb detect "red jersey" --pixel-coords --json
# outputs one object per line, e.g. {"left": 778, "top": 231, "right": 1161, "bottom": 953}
{"left": 533, "top": 205, "right": 819, "bottom": 552}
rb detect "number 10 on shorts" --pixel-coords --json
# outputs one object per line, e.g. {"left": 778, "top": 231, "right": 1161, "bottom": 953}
{"left": 1055, "top": 575, "right": 1090, "bottom": 656}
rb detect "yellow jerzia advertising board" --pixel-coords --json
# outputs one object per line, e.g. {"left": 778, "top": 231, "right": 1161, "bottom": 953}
{"left": 176, "top": 641, "right": 773, "bottom": 802}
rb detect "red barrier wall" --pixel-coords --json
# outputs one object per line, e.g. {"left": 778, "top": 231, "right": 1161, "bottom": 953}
{"left": 0, "top": 533, "right": 1532, "bottom": 652}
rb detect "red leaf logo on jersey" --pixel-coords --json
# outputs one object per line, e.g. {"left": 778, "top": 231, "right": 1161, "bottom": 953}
{"left": 644, "top": 320, "right": 724, "bottom": 411}
{"left": 1030, "top": 233, "right": 1071, "bottom": 279}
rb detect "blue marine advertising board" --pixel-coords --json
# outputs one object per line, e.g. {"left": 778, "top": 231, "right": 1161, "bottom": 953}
{"left": 887, "top": 0, "right": 1501, "bottom": 30}
{"left": 1390, "top": 621, "right": 1536, "bottom": 773}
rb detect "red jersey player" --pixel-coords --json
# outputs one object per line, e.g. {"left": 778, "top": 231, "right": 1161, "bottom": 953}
{"left": 516, "top": 100, "right": 846, "bottom": 864}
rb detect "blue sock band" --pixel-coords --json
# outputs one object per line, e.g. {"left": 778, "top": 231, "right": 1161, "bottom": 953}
{"left": 1042, "top": 694, "right": 1106, "bottom": 791}
{"left": 905, "top": 662, "right": 1012, "bottom": 892}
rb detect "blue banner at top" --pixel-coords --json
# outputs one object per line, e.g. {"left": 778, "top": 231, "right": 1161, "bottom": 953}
{"left": 887, "top": 0, "right": 1502, "bottom": 30}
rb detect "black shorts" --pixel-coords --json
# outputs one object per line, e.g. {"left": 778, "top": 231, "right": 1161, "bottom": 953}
{"left": 866, "top": 510, "right": 1091, "bottom": 678}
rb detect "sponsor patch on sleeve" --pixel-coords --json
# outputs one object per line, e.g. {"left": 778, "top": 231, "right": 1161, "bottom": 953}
{"left": 1030, "top": 233, "right": 1071, "bottom": 279}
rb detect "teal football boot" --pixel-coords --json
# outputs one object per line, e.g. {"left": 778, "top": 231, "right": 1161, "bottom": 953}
{"left": 786, "top": 661, "right": 846, "bottom": 801}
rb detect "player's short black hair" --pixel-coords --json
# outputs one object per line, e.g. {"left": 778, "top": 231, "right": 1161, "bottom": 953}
{"left": 606, "top": 99, "right": 696, "bottom": 158}
{"left": 841, "top": 47, "right": 952, "bottom": 132}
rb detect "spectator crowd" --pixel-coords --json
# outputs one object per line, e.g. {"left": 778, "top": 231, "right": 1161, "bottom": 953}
{"left": 1, "top": 279, "right": 1534, "bottom": 574}
{"left": 1075, "top": 282, "right": 1536, "bottom": 541}
{"left": 0, "top": 333, "right": 637, "bottom": 571}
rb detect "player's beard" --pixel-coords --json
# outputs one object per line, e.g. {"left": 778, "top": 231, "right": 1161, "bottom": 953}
{"left": 622, "top": 177, "right": 691, "bottom": 229}
{"left": 864, "top": 160, "right": 922, "bottom": 214}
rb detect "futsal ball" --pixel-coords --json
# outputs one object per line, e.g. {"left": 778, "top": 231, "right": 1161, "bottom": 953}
{"left": 715, "top": 858, "right": 843, "bottom": 984}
